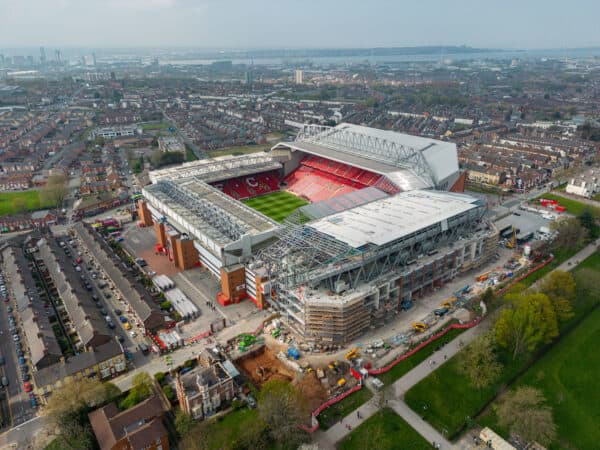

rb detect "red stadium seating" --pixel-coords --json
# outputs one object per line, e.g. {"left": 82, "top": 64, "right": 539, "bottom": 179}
{"left": 284, "top": 166, "right": 357, "bottom": 202}
{"left": 283, "top": 156, "right": 400, "bottom": 201}
{"left": 211, "top": 170, "right": 281, "bottom": 200}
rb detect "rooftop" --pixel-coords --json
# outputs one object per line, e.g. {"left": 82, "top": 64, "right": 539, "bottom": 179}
{"left": 273, "top": 123, "right": 458, "bottom": 190}
{"left": 309, "top": 190, "right": 482, "bottom": 249}
{"left": 148, "top": 153, "right": 281, "bottom": 184}
{"left": 88, "top": 395, "right": 168, "bottom": 450}
{"left": 143, "top": 179, "right": 278, "bottom": 248}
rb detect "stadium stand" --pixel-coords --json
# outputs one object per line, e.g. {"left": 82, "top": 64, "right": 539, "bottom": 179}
{"left": 284, "top": 156, "right": 400, "bottom": 202}
{"left": 284, "top": 166, "right": 359, "bottom": 202}
{"left": 211, "top": 170, "right": 281, "bottom": 200}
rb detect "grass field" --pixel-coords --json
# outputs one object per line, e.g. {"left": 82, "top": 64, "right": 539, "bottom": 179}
{"left": 404, "top": 251, "right": 600, "bottom": 441}
{"left": 317, "top": 387, "right": 373, "bottom": 430}
{"left": 480, "top": 307, "right": 600, "bottom": 450}
{"left": 338, "top": 408, "right": 430, "bottom": 450}
{"left": 243, "top": 191, "right": 308, "bottom": 222}
{"left": 535, "top": 192, "right": 600, "bottom": 216}
{"left": 204, "top": 408, "right": 260, "bottom": 449}
{"left": 0, "top": 190, "right": 53, "bottom": 216}
{"left": 378, "top": 327, "right": 467, "bottom": 386}
{"left": 141, "top": 122, "right": 170, "bottom": 130}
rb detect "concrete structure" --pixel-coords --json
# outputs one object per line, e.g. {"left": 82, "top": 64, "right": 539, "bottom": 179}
{"left": 158, "top": 135, "right": 185, "bottom": 153}
{"left": 251, "top": 190, "right": 497, "bottom": 344}
{"left": 91, "top": 125, "right": 138, "bottom": 140}
{"left": 566, "top": 169, "right": 599, "bottom": 198}
{"left": 175, "top": 361, "right": 236, "bottom": 419}
{"left": 89, "top": 395, "right": 170, "bottom": 450}
{"left": 140, "top": 124, "right": 488, "bottom": 343}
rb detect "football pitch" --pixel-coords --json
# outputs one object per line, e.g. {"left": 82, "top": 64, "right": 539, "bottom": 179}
{"left": 243, "top": 191, "right": 308, "bottom": 222}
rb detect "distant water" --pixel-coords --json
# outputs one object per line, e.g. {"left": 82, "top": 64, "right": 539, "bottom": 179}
{"left": 160, "top": 48, "right": 600, "bottom": 66}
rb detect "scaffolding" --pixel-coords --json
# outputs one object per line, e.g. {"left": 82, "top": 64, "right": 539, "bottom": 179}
{"left": 252, "top": 192, "right": 491, "bottom": 344}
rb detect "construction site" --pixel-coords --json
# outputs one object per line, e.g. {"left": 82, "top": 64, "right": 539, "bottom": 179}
{"left": 139, "top": 123, "right": 498, "bottom": 346}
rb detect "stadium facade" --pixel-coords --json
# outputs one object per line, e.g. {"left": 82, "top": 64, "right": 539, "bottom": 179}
{"left": 139, "top": 123, "right": 496, "bottom": 344}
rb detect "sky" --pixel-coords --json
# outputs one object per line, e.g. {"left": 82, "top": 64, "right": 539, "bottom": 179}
{"left": 1, "top": 0, "right": 600, "bottom": 50}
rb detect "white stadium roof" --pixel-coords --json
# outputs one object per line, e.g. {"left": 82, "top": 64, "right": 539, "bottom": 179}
{"left": 308, "top": 190, "right": 480, "bottom": 249}
{"left": 149, "top": 153, "right": 281, "bottom": 184}
{"left": 273, "top": 123, "right": 459, "bottom": 191}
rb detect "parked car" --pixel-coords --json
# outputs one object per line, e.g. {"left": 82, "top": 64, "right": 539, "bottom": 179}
{"left": 119, "top": 316, "right": 128, "bottom": 323}
{"left": 23, "top": 383, "right": 32, "bottom": 392}
{"left": 1, "top": 377, "right": 8, "bottom": 387}
{"left": 114, "top": 309, "right": 122, "bottom": 316}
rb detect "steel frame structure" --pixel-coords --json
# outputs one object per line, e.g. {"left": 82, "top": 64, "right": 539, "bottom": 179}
{"left": 256, "top": 202, "right": 486, "bottom": 295}
{"left": 296, "top": 124, "right": 437, "bottom": 186}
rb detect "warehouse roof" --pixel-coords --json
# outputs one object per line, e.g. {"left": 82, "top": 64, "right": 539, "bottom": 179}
{"left": 309, "top": 190, "right": 481, "bottom": 248}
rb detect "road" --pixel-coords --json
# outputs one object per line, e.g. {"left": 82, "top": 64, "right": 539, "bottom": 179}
{"left": 314, "top": 240, "right": 599, "bottom": 450}
{"left": 161, "top": 110, "right": 207, "bottom": 159}
{"left": 0, "top": 416, "right": 51, "bottom": 450}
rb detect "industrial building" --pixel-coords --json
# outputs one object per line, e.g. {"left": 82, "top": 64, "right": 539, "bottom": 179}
{"left": 140, "top": 124, "right": 495, "bottom": 343}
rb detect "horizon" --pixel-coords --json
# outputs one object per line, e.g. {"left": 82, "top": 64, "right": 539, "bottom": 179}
{"left": 2, "top": 0, "right": 600, "bottom": 49}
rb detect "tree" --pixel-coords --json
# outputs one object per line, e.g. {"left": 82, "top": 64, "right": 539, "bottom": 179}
{"left": 119, "top": 371, "right": 153, "bottom": 410}
{"left": 458, "top": 332, "right": 503, "bottom": 389}
{"left": 258, "top": 380, "right": 308, "bottom": 449}
{"left": 578, "top": 207, "right": 597, "bottom": 237}
{"left": 495, "top": 386, "right": 557, "bottom": 446}
{"left": 56, "top": 410, "right": 95, "bottom": 450}
{"left": 43, "top": 377, "right": 111, "bottom": 426}
{"left": 495, "top": 292, "right": 559, "bottom": 359}
{"left": 537, "top": 270, "right": 575, "bottom": 322}
{"left": 550, "top": 217, "right": 588, "bottom": 251}
{"left": 41, "top": 174, "right": 68, "bottom": 210}
{"left": 174, "top": 409, "right": 196, "bottom": 436}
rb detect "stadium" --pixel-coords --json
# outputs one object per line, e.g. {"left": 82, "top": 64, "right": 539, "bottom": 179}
{"left": 139, "top": 123, "right": 498, "bottom": 344}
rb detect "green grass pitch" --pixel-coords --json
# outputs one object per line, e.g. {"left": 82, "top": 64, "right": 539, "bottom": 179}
{"left": 242, "top": 191, "right": 309, "bottom": 222}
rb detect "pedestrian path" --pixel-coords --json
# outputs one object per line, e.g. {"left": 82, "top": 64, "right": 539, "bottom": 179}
{"left": 314, "top": 241, "right": 598, "bottom": 449}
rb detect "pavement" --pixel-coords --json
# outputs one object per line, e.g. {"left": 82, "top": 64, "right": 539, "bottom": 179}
{"left": 313, "top": 240, "right": 598, "bottom": 450}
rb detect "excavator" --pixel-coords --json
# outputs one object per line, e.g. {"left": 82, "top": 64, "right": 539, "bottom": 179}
{"left": 412, "top": 322, "right": 429, "bottom": 333}
{"left": 506, "top": 226, "right": 517, "bottom": 249}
